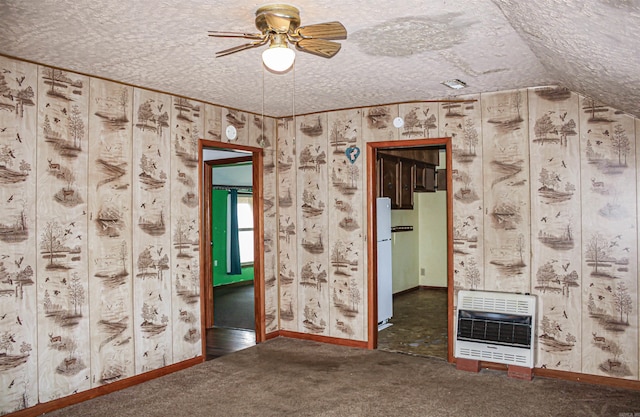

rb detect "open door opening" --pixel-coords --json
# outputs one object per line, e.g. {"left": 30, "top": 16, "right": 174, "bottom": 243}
{"left": 200, "top": 140, "right": 265, "bottom": 359}
{"left": 366, "top": 138, "right": 454, "bottom": 362}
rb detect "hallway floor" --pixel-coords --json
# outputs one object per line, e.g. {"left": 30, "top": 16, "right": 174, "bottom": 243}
{"left": 206, "top": 327, "right": 255, "bottom": 360}
{"left": 207, "top": 282, "right": 256, "bottom": 360}
{"left": 377, "top": 288, "right": 448, "bottom": 360}
{"left": 213, "top": 282, "right": 255, "bottom": 330}
{"left": 206, "top": 284, "right": 448, "bottom": 361}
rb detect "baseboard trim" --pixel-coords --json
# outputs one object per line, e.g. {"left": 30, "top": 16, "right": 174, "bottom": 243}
{"left": 392, "top": 286, "right": 420, "bottom": 298}
{"left": 11, "top": 337, "right": 639, "bottom": 417}
{"left": 280, "top": 331, "right": 640, "bottom": 390}
{"left": 419, "top": 285, "right": 447, "bottom": 291}
{"left": 8, "top": 356, "right": 204, "bottom": 417}
{"left": 534, "top": 367, "right": 640, "bottom": 391}
{"left": 392, "top": 285, "right": 448, "bottom": 299}
{"left": 213, "top": 280, "right": 254, "bottom": 289}
{"left": 452, "top": 358, "right": 640, "bottom": 391}
{"left": 279, "top": 330, "right": 368, "bottom": 349}
{"left": 265, "top": 330, "right": 280, "bottom": 340}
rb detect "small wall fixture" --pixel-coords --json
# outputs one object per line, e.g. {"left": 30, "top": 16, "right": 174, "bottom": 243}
{"left": 442, "top": 79, "right": 467, "bottom": 89}
{"left": 262, "top": 33, "right": 295, "bottom": 73}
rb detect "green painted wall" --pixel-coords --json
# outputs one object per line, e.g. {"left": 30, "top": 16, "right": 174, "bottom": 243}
{"left": 211, "top": 189, "right": 254, "bottom": 286}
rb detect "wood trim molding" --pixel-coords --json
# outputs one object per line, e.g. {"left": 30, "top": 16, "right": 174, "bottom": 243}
{"left": 533, "top": 367, "right": 640, "bottom": 391}
{"left": 444, "top": 139, "right": 454, "bottom": 363}
{"left": 284, "top": 99, "right": 478, "bottom": 119}
{"left": 392, "top": 286, "right": 420, "bottom": 298}
{"left": 5, "top": 55, "right": 480, "bottom": 120}
{"left": 252, "top": 146, "right": 266, "bottom": 343}
{"left": 418, "top": 285, "right": 447, "bottom": 291}
{"left": 208, "top": 155, "right": 253, "bottom": 166}
{"left": 366, "top": 138, "right": 453, "bottom": 355}
{"left": 202, "top": 159, "right": 214, "bottom": 330}
{"left": 265, "top": 330, "right": 280, "bottom": 340}
{"left": 7, "top": 356, "right": 203, "bottom": 417}
{"left": 199, "top": 139, "right": 266, "bottom": 345}
{"left": 279, "top": 331, "right": 369, "bottom": 349}
{"left": 452, "top": 358, "right": 640, "bottom": 391}
{"left": 366, "top": 141, "right": 378, "bottom": 350}
{"left": 0, "top": 53, "right": 274, "bottom": 119}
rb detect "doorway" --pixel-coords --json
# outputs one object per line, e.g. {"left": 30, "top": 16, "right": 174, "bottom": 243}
{"left": 366, "top": 138, "right": 454, "bottom": 362}
{"left": 200, "top": 140, "right": 265, "bottom": 359}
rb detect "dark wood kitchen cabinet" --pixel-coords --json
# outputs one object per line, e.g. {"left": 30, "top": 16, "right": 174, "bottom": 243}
{"left": 436, "top": 168, "right": 447, "bottom": 191}
{"left": 378, "top": 155, "right": 399, "bottom": 207}
{"left": 378, "top": 152, "right": 438, "bottom": 209}
{"left": 377, "top": 154, "right": 415, "bottom": 209}
{"left": 398, "top": 159, "right": 414, "bottom": 209}
{"left": 414, "top": 163, "right": 436, "bottom": 193}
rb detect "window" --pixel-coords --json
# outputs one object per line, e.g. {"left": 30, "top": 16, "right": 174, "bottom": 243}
{"left": 236, "top": 195, "right": 254, "bottom": 265}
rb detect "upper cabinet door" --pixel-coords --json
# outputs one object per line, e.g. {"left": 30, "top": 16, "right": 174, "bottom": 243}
{"left": 379, "top": 155, "right": 399, "bottom": 208}
{"left": 415, "top": 162, "right": 436, "bottom": 193}
{"left": 398, "top": 159, "right": 414, "bottom": 209}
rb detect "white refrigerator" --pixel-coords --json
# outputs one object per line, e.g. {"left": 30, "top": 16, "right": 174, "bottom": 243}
{"left": 376, "top": 197, "right": 393, "bottom": 329}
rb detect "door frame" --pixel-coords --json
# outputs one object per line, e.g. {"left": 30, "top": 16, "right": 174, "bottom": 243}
{"left": 199, "top": 139, "right": 266, "bottom": 347}
{"left": 366, "top": 137, "right": 454, "bottom": 362}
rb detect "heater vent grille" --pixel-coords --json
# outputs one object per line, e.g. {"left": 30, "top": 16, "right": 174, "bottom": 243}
{"left": 457, "top": 347, "right": 530, "bottom": 365}
{"left": 457, "top": 310, "right": 532, "bottom": 348}
{"left": 460, "top": 294, "right": 533, "bottom": 316}
{"left": 455, "top": 290, "right": 536, "bottom": 368}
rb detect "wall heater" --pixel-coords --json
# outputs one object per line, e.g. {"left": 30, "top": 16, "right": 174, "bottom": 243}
{"left": 455, "top": 290, "right": 536, "bottom": 368}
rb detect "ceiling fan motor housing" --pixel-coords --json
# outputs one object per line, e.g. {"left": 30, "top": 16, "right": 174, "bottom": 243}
{"left": 255, "top": 4, "right": 301, "bottom": 34}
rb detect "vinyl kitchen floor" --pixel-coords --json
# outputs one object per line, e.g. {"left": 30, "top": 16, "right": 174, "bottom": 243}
{"left": 377, "top": 288, "right": 448, "bottom": 360}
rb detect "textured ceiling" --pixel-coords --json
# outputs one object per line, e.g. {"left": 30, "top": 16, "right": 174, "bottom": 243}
{"left": 0, "top": 0, "right": 638, "bottom": 118}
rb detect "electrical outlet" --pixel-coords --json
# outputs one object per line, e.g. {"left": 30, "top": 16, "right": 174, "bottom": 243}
{"left": 420, "top": 268, "right": 425, "bottom": 276}
{"left": 214, "top": 260, "right": 218, "bottom": 267}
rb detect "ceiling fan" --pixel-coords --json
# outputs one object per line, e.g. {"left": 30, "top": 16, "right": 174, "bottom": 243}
{"left": 208, "top": 4, "right": 347, "bottom": 71}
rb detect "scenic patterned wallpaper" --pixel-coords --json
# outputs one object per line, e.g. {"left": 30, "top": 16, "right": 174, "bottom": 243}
{"left": 1, "top": 51, "right": 640, "bottom": 414}
{"left": 0, "top": 54, "right": 278, "bottom": 414}
{"left": 275, "top": 88, "right": 640, "bottom": 382}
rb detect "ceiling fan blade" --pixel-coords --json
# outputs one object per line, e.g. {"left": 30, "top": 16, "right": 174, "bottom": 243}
{"left": 297, "top": 22, "right": 347, "bottom": 40}
{"left": 216, "top": 39, "right": 268, "bottom": 57}
{"left": 208, "top": 31, "right": 265, "bottom": 40}
{"left": 295, "top": 38, "right": 342, "bottom": 58}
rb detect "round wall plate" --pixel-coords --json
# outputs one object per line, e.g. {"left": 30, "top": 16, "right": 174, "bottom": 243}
{"left": 226, "top": 125, "right": 237, "bottom": 140}
{"left": 393, "top": 117, "right": 404, "bottom": 128}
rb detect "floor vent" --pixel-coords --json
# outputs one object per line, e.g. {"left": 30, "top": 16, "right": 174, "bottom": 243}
{"left": 455, "top": 290, "right": 536, "bottom": 368}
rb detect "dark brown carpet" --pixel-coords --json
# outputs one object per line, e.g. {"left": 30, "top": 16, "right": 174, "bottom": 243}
{"left": 44, "top": 337, "right": 640, "bottom": 417}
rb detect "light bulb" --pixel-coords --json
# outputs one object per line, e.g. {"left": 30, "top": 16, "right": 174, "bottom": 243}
{"left": 262, "top": 46, "right": 295, "bottom": 73}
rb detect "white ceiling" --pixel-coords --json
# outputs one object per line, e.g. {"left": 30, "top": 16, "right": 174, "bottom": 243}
{"left": 1, "top": 0, "right": 639, "bottom": 118}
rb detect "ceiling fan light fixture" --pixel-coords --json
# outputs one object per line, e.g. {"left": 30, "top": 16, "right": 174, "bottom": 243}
{"left": 262, "top": 41, "right": 295, "bottom": 73}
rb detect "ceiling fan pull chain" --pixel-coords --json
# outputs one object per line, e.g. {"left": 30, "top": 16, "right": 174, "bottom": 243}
{"left": 292, "top": 61, "right": 296, "bottom": 146}
{"left": 261, "top": 64, "right": 265, "bottom": 147}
